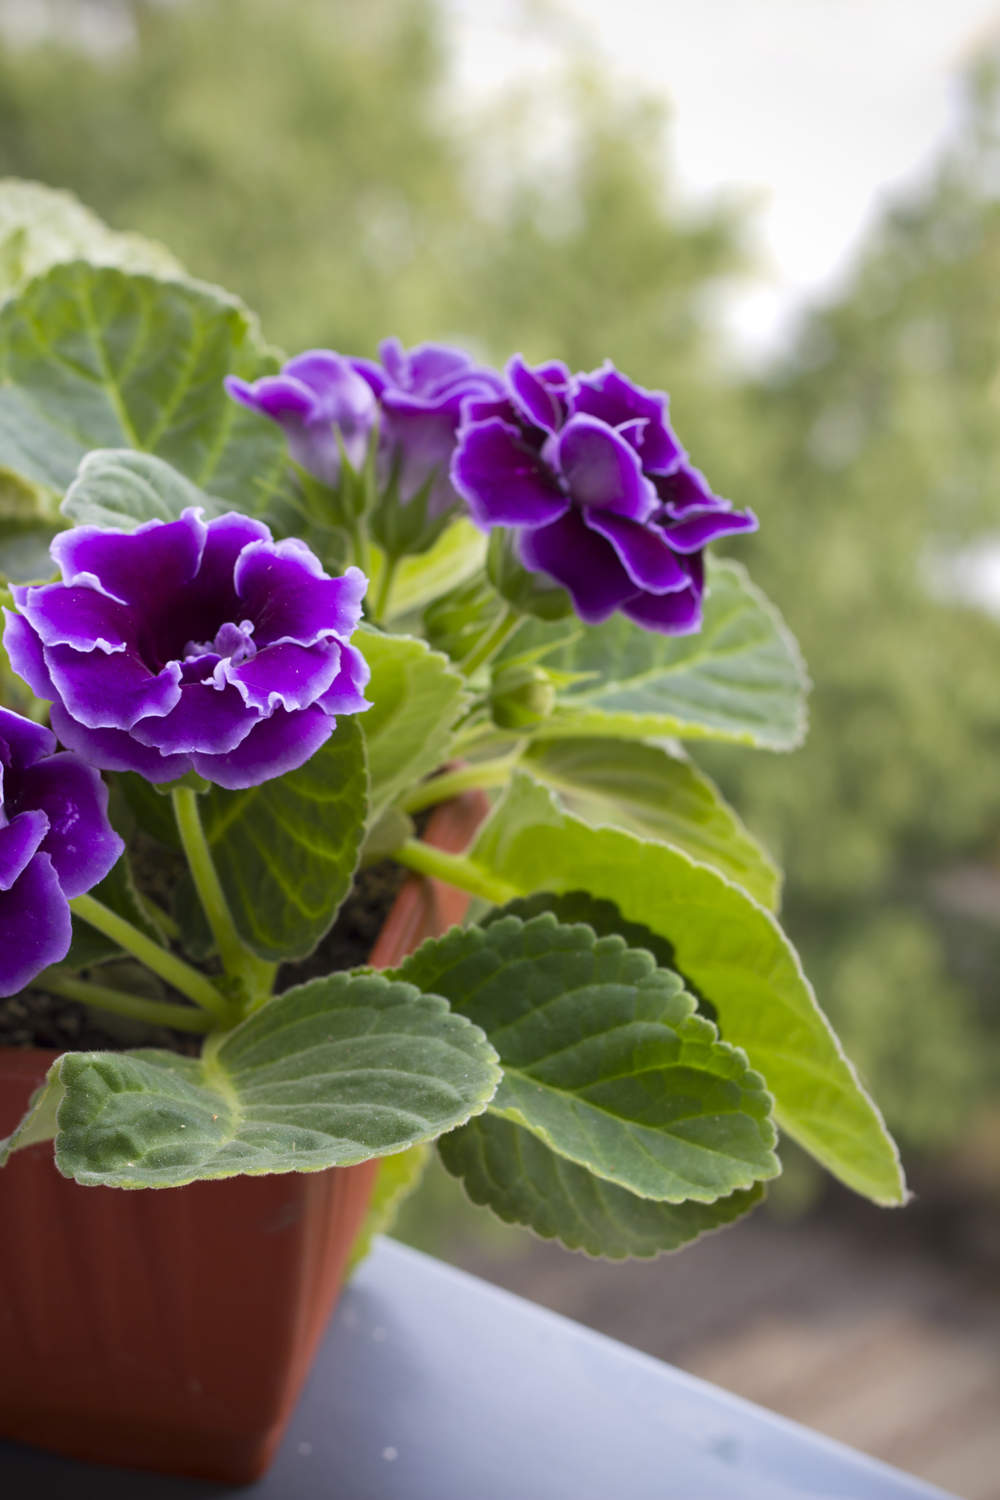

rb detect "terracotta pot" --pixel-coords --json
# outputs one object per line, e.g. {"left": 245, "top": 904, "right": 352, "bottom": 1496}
{"left": 0, "top": 790, "right": 487, "bottom": 1484}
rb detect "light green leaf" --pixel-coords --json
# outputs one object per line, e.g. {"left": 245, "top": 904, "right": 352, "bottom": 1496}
{"left": 396, "top": 915, "right": 778, "bottom": 1203}
{"left": 0, "top": 179, "right": 182, "bottom": 301}
{"left": 0, "top": 1071, "right": 61, "bottom": 1164}
{"left": 359, "top": 631, "right": 469, "bottom": 817}
{"left": 0, "top": 260, "right": 289, "bottom": 513}
{"left": 197, "top": 717, "right": 368, "bottom": 961}
{"left": 7, "top": 971, "right": 500, "bottom": 1187}
{"left": 61, "top": 449, "right": 228, "bottom": 531}
{"left": 384, "top": 518, "right": 487, "bottom": 619}
{"left": 499, "top": 560, "right": 808, "bottom": 750}
{"left": 347, "top": 1143, "right": 430, "bottom": 1272}
{"left": 471, "top": 775, "right": 906, "bottom": 1205}
{"left": 524, "top": 736, "right": 780, "bottom": 909}
{"left": 440, "top": 1115, "right": 764, "bottom": 1258}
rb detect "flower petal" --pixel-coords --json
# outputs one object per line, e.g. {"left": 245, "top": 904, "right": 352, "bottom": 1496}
{"left": 507, "top": 356, "right": 569, "bottom": 433}
{"left": 131, "top": 681, "right": 258, "bottom": 756}
{"left": 17, "top": 754, "right": 124, "bottom": 897}
{"left": 553, "top": 414, "right": 657, "bottom": 520}
{"left": 660, "top": 506, "right": 759, "bottom": 553}
{"left": 519, "top": 509, "right": 639, "bottom": 623}
{"left": 48, "top": 703, "right": 191, "bottom": 784}
{"left": 52, "top": 511, "right": 206, "bottom": 606}
{"left": 0, "top": 705, "right": 56, "bottom": 768}
{"left": 44, "top": 643, "right": 182, "bottom": 731}
{"left": 622, "top": 586, "right": 703, "bottom": 635}
{"left": 235, "top": 544, "right": 367, "bottom": 647}
{"left": 227, "top": 639, "right": 344, "bottom": 714}
{"left": 583, "top": 510, "right": 691, "bottom": 593}
{"left": 574, "top": 365, "right": 682, "bottom": 474}
{"left": 17, "top": 582, "right": 134, "bottom": 654}
{"left": 2, "top": 610, "right": 58, "bottom": 701}
{"left": 0, "top": 810, "right": 48, "bottom": 892}
{"left": 192, "top": 704, "right": 334, "bottom": 791}
{"left": 317, "top": 641, "right": 372, "bottom": 716}
{"left": 0, "top": 853, "right": 72, "bottom": 997}
{"left": 452, "top": 417, "right": 568, "bottom": 527}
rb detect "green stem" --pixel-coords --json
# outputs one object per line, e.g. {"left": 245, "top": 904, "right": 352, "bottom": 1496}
{"left": 458, "top": 605, "right": 522, "bottom": 677}
{"left": 391, "top": 839, "right": 520, "bottom": 907}
{"left": 41, "top": 971, "right": 212, "bottom": 1035}
{"left": 69, "top": 894, "right": 231, "bottom": 1022}
{"left": 401, "top": 755, "right": 520, "bottom": 815}
{"left": 349, "top": 513, "right": 372, "bottom": 578}
{"left": 171, "top": 787, "right": 247, "bottom": 981}
{"left": 371, "top": 554, "right": 399, "bottom": 623}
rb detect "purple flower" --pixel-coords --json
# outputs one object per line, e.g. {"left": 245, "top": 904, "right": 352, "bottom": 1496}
{"left": 351, "top": 339, "right": 504, "bottom": 518}
{"left": 452, "top": 357, "right": 758, "bottom": 634}
{"left": 225, "top": 351, "right": 378, "bottom": 487}
{"left": 3, "top": 511, "right": 371, "bottom": 791}
{"left": 0, "top": 707, "right": 123, "bottom": 996}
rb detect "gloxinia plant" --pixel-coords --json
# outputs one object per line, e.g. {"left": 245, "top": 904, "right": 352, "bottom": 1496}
{"left": 0, "top": 191, "right": 906, "bottom": 1264}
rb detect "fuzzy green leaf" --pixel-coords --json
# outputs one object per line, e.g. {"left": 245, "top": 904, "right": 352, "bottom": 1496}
{"left": 359, "top": 630, "right": 469, "bottom": 817}
{"left": 396, "top": 914, "right": 778, "bottom": 1203}
{"left": 470, "top": 775, "right": 906, "bottom": 1205}
{"left": 440, "top": 1115, "right": 764, "bottom": 1258}
{"left": 499, "top": 560, "right": 808, "bottom": 750}
{"left": 61, "top": 449, "right": 228, "bottom": 531}
{"left": 5, "top": 972, "right": 499, "bottom": 1187}
{"left": 524, "top": 736, "right": 780, "bottom": 909}
{"left": 0, "top": 260, "right": 288, "bottom": 512}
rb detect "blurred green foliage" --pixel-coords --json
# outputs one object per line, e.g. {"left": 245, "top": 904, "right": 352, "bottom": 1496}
{"left": 0, "top": 0, "right": 996, "bottom": 1170}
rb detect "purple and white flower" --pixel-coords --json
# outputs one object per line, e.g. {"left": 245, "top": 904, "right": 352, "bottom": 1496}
{"left": 452, "top": 357, "right": 758, "bottom": 634}
{"left": 351, "top": 339, "right": 505, "bottom": 518}
{"left": 0, "top": 707, "right": 123, "bottom": 995}
{"left": 225, "top": 351, "right": 378, "bottom": 488}
{"left": 3, "top": 510, "right": 370, "bottom": 791}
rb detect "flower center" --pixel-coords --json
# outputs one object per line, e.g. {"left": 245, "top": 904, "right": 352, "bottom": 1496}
{"left": 184, "top": 619, "right": 258, "bottom": 667}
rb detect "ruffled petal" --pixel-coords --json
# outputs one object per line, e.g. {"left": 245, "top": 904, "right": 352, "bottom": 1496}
{"left": 0, "top": 853, "right": 72, "bottom": 997}
{"left": 452, "top": 417, "right": 568, "bottom": 527}
{"left": 583, "top": 510, "right": 691, "bottom": 593}
{"left": 44, "top": 643, "right": 182, "bottom": 731}
{"left": 573, "top": 365, "right": 682, "bottom": 474}
{"left": 226, "top": 639, "right": 343, "bottom": 714}
{"left": 0, "top": 706, "right": 56, "bottom": 768}
{"left": 17, "top": 582, "right": 135, "bottom": 654}
{"left": 48, "top": 703, "right": 191, "bottom": 783}
{"left": 235, "top": 545, "right": 367, "bottom": 647}
{"left": 553, "top": 414, "right": 657, "bottom": 520}
{"left": 18, "top": 754, "right": 124, "bottom": 897}
{"left": 660, "top": 505, "right": 758, "bottom": 553}
{"left": 316, "top": 641, "right": 372, "bottom": 716}
{"left": 131, "top": 680, "right": 258, "bottom": 756}
{"left": 506, "top": 356, "right": 568, "bottom": 433}
{"left": 192, "top": 704, "right": 334, "bottom": 791}
{"left": 51, "top": 510, "right": 206, "bottom": 606}
{"left": 2, "top": 610, "right": 58, "bottom": 701}
{"left": 519, "top": 509, "right": 638, "bottom": 623}
{"left": 622, "top": 586, "right": 703, "bottom": 635}
{"left": 0, "top": 810, "right": 48, "bottom": 892}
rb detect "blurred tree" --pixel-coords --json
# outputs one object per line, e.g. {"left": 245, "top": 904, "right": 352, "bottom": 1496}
{"left": 0, "top": 0, "right": 995, "bottom": 1162}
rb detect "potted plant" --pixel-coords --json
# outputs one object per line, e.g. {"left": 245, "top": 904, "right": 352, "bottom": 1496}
{"left": 0, "top": 183, "right": 906, "bottom": 1483}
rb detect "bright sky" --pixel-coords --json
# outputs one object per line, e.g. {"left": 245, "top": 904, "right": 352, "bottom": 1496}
{"left": 441, "top": 0, "right": 1000, "bottom": 359}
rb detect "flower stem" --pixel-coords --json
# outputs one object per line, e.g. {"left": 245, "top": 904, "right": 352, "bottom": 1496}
{"left": 371, "top": 554, "right": 399, "bottom": 623}
{"left": 69, "top": 894, "right": 232, "bottom": 1022}
{"left": 400, "top": 755, "right": 520, "bottom": 815}
{"left": 458, "top": 605, "right": 522, "bottom": 677}
{"left": 41, "top": 970, "right": 212, "bottom": 1035}
{"left": 390, "top": 839, "right": 520, "bottom": 907}
{"left": 171, "top": 787, "right": 248, "bottom": 983}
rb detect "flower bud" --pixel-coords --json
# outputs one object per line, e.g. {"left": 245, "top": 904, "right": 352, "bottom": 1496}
{"left": 489, "top": 663, "right": 556, "bottom": 729}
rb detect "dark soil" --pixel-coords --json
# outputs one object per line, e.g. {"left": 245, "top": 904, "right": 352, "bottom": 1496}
{"left": 0, "top": 861, "right": 407, "bottom": 1055}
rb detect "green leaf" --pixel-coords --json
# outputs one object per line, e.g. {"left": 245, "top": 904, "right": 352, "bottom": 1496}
{"left": 359, "top": 630, "right": 469, "bottom": 817}
{"left": 0, "top": 179, "right": 182, "bottom": 301}
{"left": 61, "top": 449, "right": 229, "bottom": 531}
{"left": 395, "top": 914, "right": 778, "bottom": 1203}
{"left": 0, "top": 260, "right": 289, "bottom": 514}
{"left": 6, "top": 971, "right": 500, "bottom": 1187}
{"left": 195, "top": 717, "right": 369, "bottom": 961}
{"left": 0, "top": 1071, "right": 61, "bottom": 1164}
{"left": 66, "top": 850, "right": 168, "bottom": 970}
{"left": 347, "top": 1143, "right": 430, "bottom": 1273}
{"left": 383, "top": 517, "right": 487, "bottom": 619}
{"left": 498, "top": 560, "right": 808, "bottom": 750}
{"left": 440, "top": 1115, "right": 764, "bottom": 1258}
{"left": 471, "top": 775, "right": 906, "bottom": 1205}
{"left": 524, "top": 736, "right": 780, "bottom": 909}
